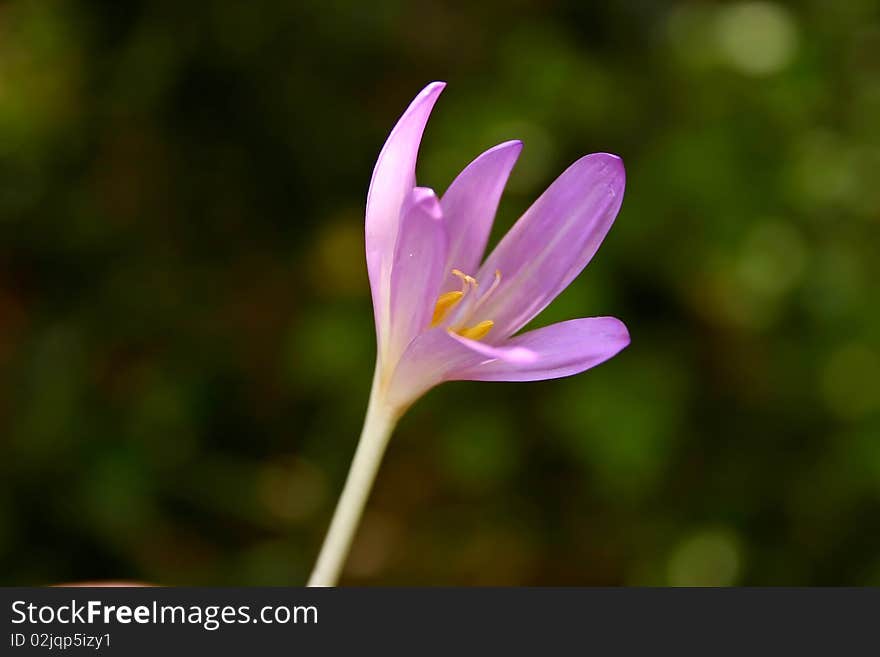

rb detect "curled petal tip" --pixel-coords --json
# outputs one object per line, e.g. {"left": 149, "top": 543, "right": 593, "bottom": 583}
{"left": 420, "top": 81, "right": 447, "bottom": 97}
{"left": 591, "top": 152, "right": 626, "bottom": 177}
{"left": 411, "top": 186, "right": 443, "bottom": 220}
{"left": 582, "top": 151, "right": 624, "bottom": 167}
{"left": 577, "top": 152, "right": 626, "bottom": 199}
{"left": 597, "top": 316, "right": 631, "bottom": 351}
{"left": 616, "top": 319, "right": 631, "bottom": 345}
{"left": 556, "top": 152, "right": 626, "bottom": 192}
{"left": 491, "top": 139, "right": 524, "bottom": 153}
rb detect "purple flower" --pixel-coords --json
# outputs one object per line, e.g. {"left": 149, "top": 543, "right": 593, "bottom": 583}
{"left": 308, "top": 81, "right": 630, "bottom": 586}
{"left": 367, "top": 81, "right": 629, "bottom": 412}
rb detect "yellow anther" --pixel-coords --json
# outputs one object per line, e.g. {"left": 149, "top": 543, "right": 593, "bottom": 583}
{"left": 456, "top": 320, "right": 494, "bottom": 341}
{"left": 431, "top": 290, "right": 464, "bottom": 327}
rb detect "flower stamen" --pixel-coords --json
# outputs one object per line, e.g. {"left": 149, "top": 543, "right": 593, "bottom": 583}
{"left": 431, "top": 290, "right": 464, "bottom": 326}
{"left": 472, "top": 269, "right": 502, "bottom": 314}
{"left": 455, "top": 320, "right": 494, "bottom": 341}
{"left": 430, "top": 268, "right": 479, "bottom": 327}
{"left": 430, "top": 268, "right": 502, "bottom": 338}
{"left": 451, "top": 268, "right": 478, "bottom": 290}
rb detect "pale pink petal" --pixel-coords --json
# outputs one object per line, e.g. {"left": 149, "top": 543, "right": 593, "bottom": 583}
{"left": 439, "top": 140, "right": 522, "bottom": 290}
{"left": 474, "top": 153, "right": 625, "bottom": 339}
{"left": 453, "top": 317, "right": 629, "bottom": 382}
{"left": 366, "top": 82, "right": 445, "bottom": 346}
{"left": 385, "top": 188, "right": 447, "bottom": 367}
{"left": 386, "top": 317, "right": 627, "bottom": 407}
{"left": 386, "top": 326, "right": 530, "bottom": 409}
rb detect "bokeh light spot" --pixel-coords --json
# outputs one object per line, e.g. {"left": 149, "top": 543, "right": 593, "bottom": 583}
{"left": 667, "top": 529, "right": 743, "bottom": 586}
{"left": 789, "top": 130, "right": 859, "bottom": 208}
{"left": 715, "top": 2, "right": 798, "bottom": 76}
{"left": 737, "top": 220, "right": 808, "bottom": 299}
{"left": 258, "top": 458, "right": 328, "bottom": 524}
{"left": 821, "top": 343, "right": 880, "bottom": 420}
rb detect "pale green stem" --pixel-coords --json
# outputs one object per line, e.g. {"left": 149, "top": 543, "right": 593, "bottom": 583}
{"left": 307, "top": 372, "right": 399, "bottom": 586}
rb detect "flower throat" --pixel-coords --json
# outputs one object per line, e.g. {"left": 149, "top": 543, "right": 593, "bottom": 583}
{"left": 430, "top": 268, "right": 502, "bottom": 340}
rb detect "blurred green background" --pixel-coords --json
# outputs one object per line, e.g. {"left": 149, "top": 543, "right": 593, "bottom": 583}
{"left": 1, "top": 0, "right": 879, "bottom": 586}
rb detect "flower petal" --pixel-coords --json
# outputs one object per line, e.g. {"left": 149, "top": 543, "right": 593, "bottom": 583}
{"left": 452, "top": 317, "right": 630, "bottom": 382}
{"left": 385, "top": 317, "right": 627, "bottom": 407}
{"left": 366, "top": 82, "right": 445, "bottom": 344}
{"left": 440, "top": 140, "right": 522, "bottom": 289}
{"left": 385, "top": 325, "right": 528, "bottom": 409}
{"left": 474, "top": 153, "right": 625, "bottom": 339}
{"left": 385, "top": 188, "right": 447, "bottom": 368}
